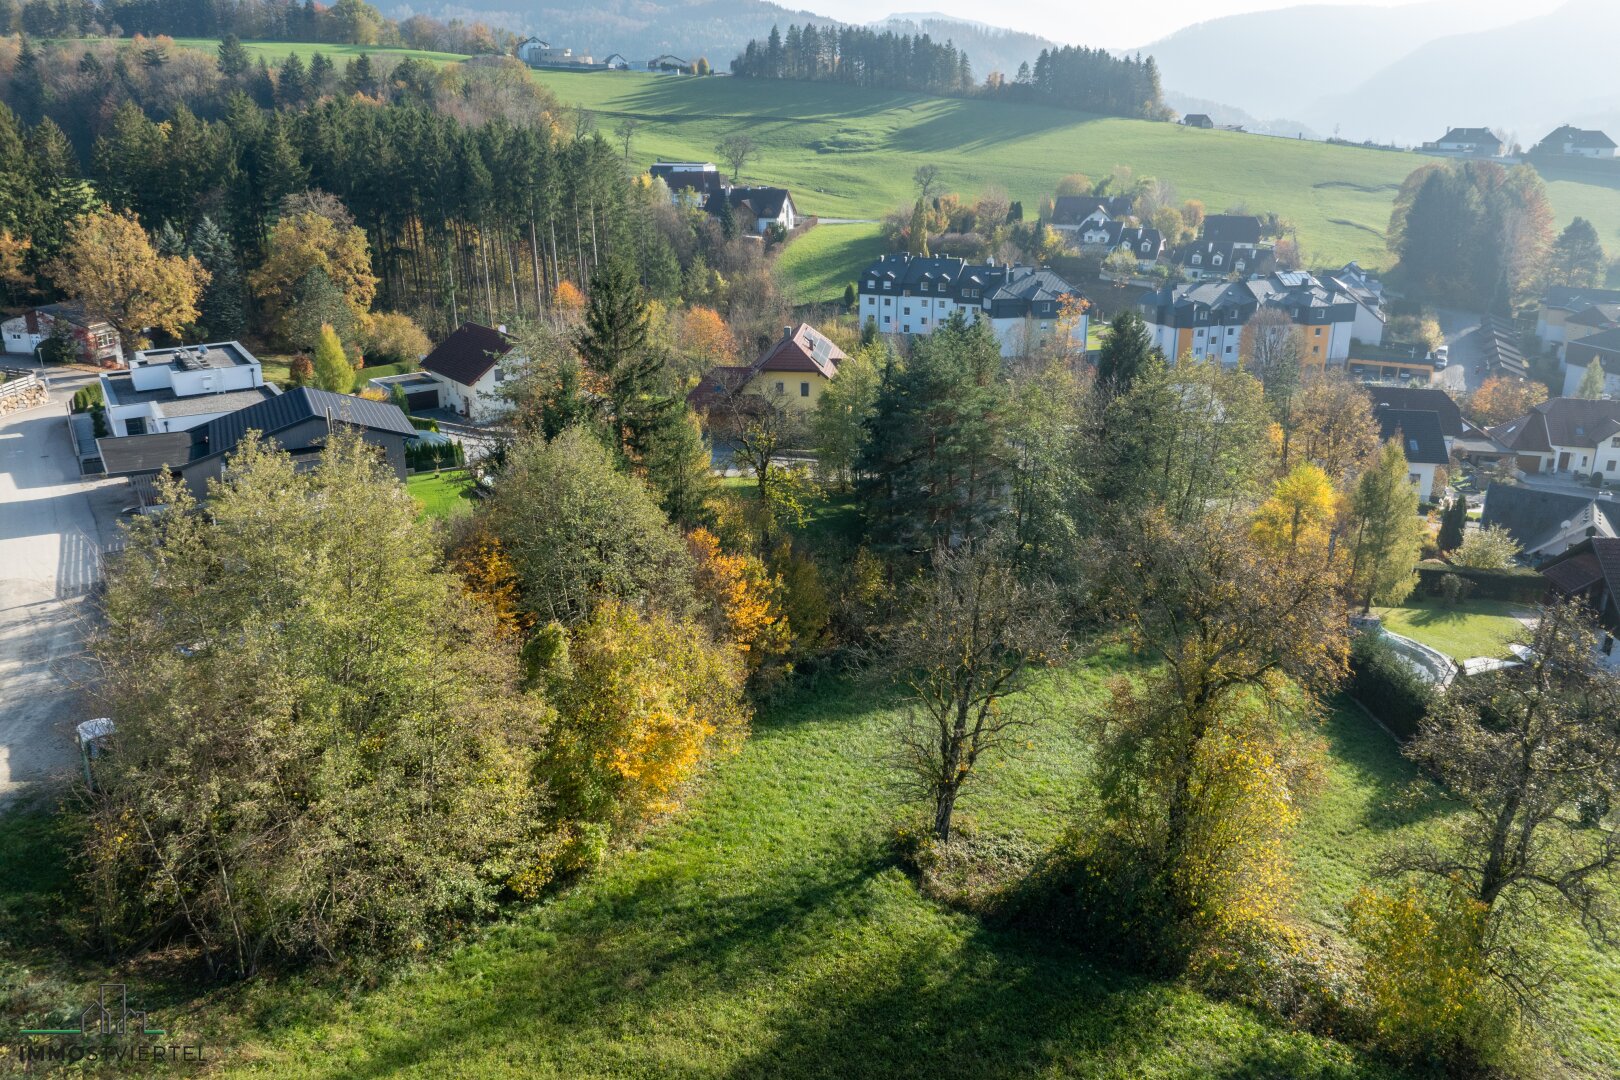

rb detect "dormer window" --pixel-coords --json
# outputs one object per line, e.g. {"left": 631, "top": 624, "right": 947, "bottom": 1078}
{"left": 1213, "top": 254, "right": 1224, "bottom": 266}
{"left": 883, "top": 281, "right": 891, "bottom": 290}
{"left": 1192, "top": 255, "right": 1202, "bottom": 266}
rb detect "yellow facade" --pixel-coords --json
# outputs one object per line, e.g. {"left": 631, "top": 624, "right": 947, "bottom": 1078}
{"left": 743, "top": 369, "right": 832, "bottom": 408}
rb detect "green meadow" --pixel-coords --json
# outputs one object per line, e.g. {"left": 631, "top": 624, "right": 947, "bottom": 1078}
{"left": 210, "top": 41, "right": 1620, "bottom": 303}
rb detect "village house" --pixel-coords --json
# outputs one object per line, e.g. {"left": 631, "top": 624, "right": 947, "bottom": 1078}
{"left": 97, "top": 387, "right": 416, "bottom": 500}
{"left": 1139, "top": 270, "right": 1360, "bottom": 365}
{"left": 704, "top": 187, "right": 799, "bottom": 233}
{"left": 1540, "top": 537, "right": 1620, "bottom": 638}
{"left": 418, "top": 322, "right": 519, "bottom": 423}
{"left": 689, "top": 323, "right": 846, "bottom": 419}
{"left": 25, "top": 302, "right": 123, "bottom": 367}
{"left": 1323, "top": 262, "right": 1387, "bottom": 345}
{"left": 1376, "top": 407, "right": 1448, "bottom": 502}
{"left": 856, "top": 253, "right": 1087, "bottom": 358}
{"left": 515, "top": 37, "right": 593, "bottom": 67}
{"left": 1481, "top": 482, "right": 1619, "bottom": 559}
{"left": 1536, "top": 285, "right": 1620, "bottom": 349}
{"left": 649, "top": 161, "right": 730, "bottom": 202}
{"left": 1563, "top": 329, "right": 1620, "bottom": 397}
{"left": 1428, "top": 127, "right": 1503, "bottom": 156}
{"left": 1489, "top": 397, "right": 1620, "bottom": 477}
{"left": 1182, "top": 114, "right": 1214, "bottom": 129}
{"left": 1535, "top": 125, "right": 1618, "bottom": 159}
{"left": 97, "top": 341, "right": 277, "bottom": 438}
{"left": 1046, "top": 195, "right": 1134, "bottom": 234}
{"left": 1168, "top": 214, "right": 1269, "bottom": 282}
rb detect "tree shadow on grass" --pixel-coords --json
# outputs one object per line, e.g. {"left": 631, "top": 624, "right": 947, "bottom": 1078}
{"left": 1317, "top": 698, "right": 1451, "bottom": 833}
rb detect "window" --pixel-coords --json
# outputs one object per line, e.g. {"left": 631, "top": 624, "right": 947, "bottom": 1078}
{"left": 920, "top": 282, "right": 929, "bottom": 292}
{"left": 800, "top": 382, "right": 810, "bottom": 397}
{"left": 775, "top": 381, "right": 784, "bottom": 393}
{"left": 903, "top": 325, "right": 911, "bottom": 333}
{"left": 1608, "top": 461, "right": 1616, "bottom": 472}
{"left": 883, "top": 281, "right": 891, "bottom": 290}
{"left": 126, "top": 416, "right": 147, "bottom": 436}
{"left": 883, "top": 316, "right": 891, "bottom": 325}
{"left": 1314, "top": 328, "right": 1322, "bottom": 336}
{"left": 1192, "top": 254, "right": 1202, "bottom": 266}
{"left": 904, "top": 306, "right": 911, "bottom": 315}
{"left": 884, "top": 298, "right": 891, "bottom": 307}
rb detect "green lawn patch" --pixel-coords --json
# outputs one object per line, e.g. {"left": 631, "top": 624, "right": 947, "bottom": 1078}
{"left": 406, "top": 470, "right": 475, "bottom": 520}
{"left": 1373, "top": 597, "right": 1532, "bottom": 661}
{"left": 775, "top": 222, "right": 885, "bottom": 305}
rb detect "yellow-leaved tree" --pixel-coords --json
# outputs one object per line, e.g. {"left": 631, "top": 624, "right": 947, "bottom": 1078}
{"left": 1252, "top": 463, "right": 1340, "bottom": 556}
{"left": 46, "top": 207, "right": 208, "bottom": 349}
{"left": 687, "top": 527, "right": 791, "bottom": 674}
{"left": 249, "top": 210, "right": 377, "bottom": 345}
{"left": 546, "top": 599, "right": 749, "bottom": 832}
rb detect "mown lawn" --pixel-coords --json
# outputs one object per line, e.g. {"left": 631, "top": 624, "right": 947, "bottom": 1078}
{"left": 406, "top": 469, "right": 475, "bottom": 520}
{"left": 1373, "top": 597, "right": 1532, "bottom": 661}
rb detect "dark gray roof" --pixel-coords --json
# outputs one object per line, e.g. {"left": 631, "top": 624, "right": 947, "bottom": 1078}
{"left": 1439, "top": 127, "right": 1501, "bottom": 146}
{"left": 1377, "top": 408, "right": 1448, "bottom": 466}
{"left": 706, "top": 186, "right": 794, "bottom": 220}
{"left": 1496, "top": 397, "right": 1620, "bottom": 451}
{"left": 1481, "top": 482, "right": 1619, "bottom": 553}
{"left": 1367, "top": 385, "right": 1463, "bottom": 437}
{"left": 198, "top": 387, "right": 415, "bottom": 464}
{"left": 1200, "top": 215, "right": 1262, "bottom": 246}
{"left": 96, "top": 432, "right": 198, "bottom": 475}
{"left": 1539, "top": 125, "right": 1617, "bottom": 151}
{"left": 1543, "top": 285, "right": 1620, "bottom": 313}
{"left": 421, "top": 323, "right": 514, "bottom": 387}
{"left": 1049, "top": 195, "right": 1132, "bottom": 225}
{"left": 101, "top": 374, "right": 278, "bottom": 415}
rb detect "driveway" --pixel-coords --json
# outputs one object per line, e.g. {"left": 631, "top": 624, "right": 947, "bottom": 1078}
{"left": 1432, "top": 308, "right": 1487, "bottom": 395}
{"left": 0, "top": 380, "right": 127, "bottom": 807}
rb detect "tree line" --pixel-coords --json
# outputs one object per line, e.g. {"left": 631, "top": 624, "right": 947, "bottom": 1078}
{"left": 730, "top": 23, "right": 1167, "bottom": 119}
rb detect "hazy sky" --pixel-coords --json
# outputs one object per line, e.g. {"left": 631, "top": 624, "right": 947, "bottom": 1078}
{"left": 807, "top": 0, "right": 1562, "bottom": 50}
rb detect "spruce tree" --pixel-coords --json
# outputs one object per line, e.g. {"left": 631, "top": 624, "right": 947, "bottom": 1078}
{"left": 579, "top": 258, "right": 677, "bottom": 466}
{"left": 1436, "top": 496, "right": 1467, "bottom": 553}
{"left": 1096, "top": 310, "right": 1157, "bottom": 392}
{"left": 279, "top": 53, "right": 310, "bottom": 106}
{"left": 190, "top": 216, "right": 247, "bottom": 340}
{"left": 308, "top": 52, "right": 335, "bottom": 97}
{"left": 716, "top": 194, "right": 737, "bottom": 240}
{"left": 218, "top": 34, "right": 249, "bottom": 78}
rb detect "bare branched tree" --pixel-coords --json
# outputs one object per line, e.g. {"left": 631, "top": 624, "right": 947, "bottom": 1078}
{"left": 883, "top": 543, "right": 1065, "bottom": 843}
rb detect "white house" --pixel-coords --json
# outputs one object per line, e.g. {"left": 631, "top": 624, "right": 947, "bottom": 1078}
{"left": 1431, "top": 127, "right": 1503, "bottom": 155}
{"left": 1489, "top": 397, "right": 1620, "bottom": 477}
{"left": 1537, "top": 125, "right": 1618, "bottom": 159}
{"left": 98, "top": 341, "right": 277, "bottom": 437}
{"left": 419, "top": 322, "right": 518, "bottom": 423}
{"left": 1140, "top": 271, "right": 1362, "bottom": 367}
{"left": 1377, "top": 407, "right": 1448, "bottom": 502}
{"left": 2, "top": 316, "right": 39, "bottom": 355}
{"left": 1324, "top": 262, "right": 1388, "bottom": 345}
{"left": 705, "top": 187, "right": 798, "bottom": 233}
{"left": 857, "top": 253, "right": 1086, "bottom": 359}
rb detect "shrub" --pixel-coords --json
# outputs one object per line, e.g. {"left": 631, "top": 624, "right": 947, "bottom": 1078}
{"left": 1415, "top": 561, "right": 1543, "bottom": 603}
{"left": 362, "top": 311, "right": 431, "bottom": 366}
{"left": 1347, "top": 883, "right": 1519, "bottom": 1070}
{"left": 1346, "top": 631, "right": 1433, "bottom": 741}
{"left": 409, "top": 415, "right": 439, "bottom": 432}
{"left": 71, "top": 384, "right": 104, "bottom": 412}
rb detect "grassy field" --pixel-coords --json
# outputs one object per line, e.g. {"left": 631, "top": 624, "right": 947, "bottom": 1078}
{"left": 406, "top": 469, "right": 474, "bottom": 519}
{"left": 1374, "top": 597, "right": 1532, "bottom": 661}
{"left": 207, "top": 41, "right": 1620, "bottom": 304}
{"left": 5, "top": 651, "right": 1618, "bottom": 1076}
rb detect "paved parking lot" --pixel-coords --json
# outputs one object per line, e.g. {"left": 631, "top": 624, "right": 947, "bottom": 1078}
{"left": 0, "top": 378, "right": 129, "bottom": 807}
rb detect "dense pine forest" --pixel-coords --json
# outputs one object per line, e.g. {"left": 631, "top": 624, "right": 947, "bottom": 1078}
{"left": 730, "top": 23, "right": 1168, "bottom": 120}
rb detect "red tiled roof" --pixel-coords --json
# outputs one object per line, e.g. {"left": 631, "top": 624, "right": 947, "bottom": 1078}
{"left": 421, "top": 323, "right": 513, "bottom": 387}
{"left": 755, "top": 324, "right": 845, "bottom": 379}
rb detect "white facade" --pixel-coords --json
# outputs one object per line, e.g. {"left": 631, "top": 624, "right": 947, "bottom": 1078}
{"left": 430, "top": 364, "right": 516, "bottom": 423}
{"left": 1407, "top": 462, "right": 1438, "bottom": 503}
{"left": 100, "top": 342, "right": 271, "bottom": 437}
{"left": 2, "top": 316, "right": 39, "bottom": 355}
{"left": 858, "top": 291, "right": 1086, "bottom": 359}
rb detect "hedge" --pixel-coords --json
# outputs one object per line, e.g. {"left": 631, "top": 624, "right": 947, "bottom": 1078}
{"left": 1346, "top": 631, "right": 1435, "bottom": 742}
{"left": 1415, "top": 561, "right": 1545, "bottom": 603}
{"left": 409, "top": 416, "right": 439, "bottom": 432}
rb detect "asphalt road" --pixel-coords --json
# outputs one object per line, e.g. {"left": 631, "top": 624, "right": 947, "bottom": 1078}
{"left": 1432, "top": 308, "right": 1487, "bottom": 396}
{"left": 0, "top": 373, "right": 126, "bottom": 807}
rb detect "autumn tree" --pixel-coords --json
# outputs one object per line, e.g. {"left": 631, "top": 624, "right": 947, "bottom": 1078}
{"left": 883, "top": 542, "right": 1064, "bottom": 843}
{"left": 1252, "top": 463, "right": 1339, "bottom": 557}
{"left": 1346, "top": 440, "right": 1424, "bottom": 612}
{"left": 1377, "top": 599, "right": 1620, "bottom": 1028}
{"left": 1083, "top": 509, "right": 1349, "bottom": 963}
{"left": 1452, "top": 524, "right": 1520, "bottom": 570}
{"left": 85, "top": 433, "right": 552, "bottom": 974}
{"left": 1288, "top": 371, "right": 1379, "bottom": 482}
{"left": 811, "top": 341, "right": 884, "bottom": 487}
{"left": 688, "top": 527, "right": 791, "bottom": 675}
{"left": 1466, "top": 376, "right": 1547, "bottom": 427}
{"left": 362, "top": 311, "right": 431, "bottom": 365}
{"left": 485, "top": 427, "right": 695, "bottom": 626}
{"left": 0, "top": 230, "right": 31, "bottom": 303}
{"left": 544, "top": 599, "right": 749, "bottom": 833}
{"left": 249, "top": 208, "right": 378, "bottom": 346}
{"left": 311, "top": 323, "right": 355, "bottom": 394}
{"left": 1242, "top": 307, "right": 1306, "bottom": 461}
{"left": 46, "top": 207, "right": 207, "bottom": 349}
{"left": 1389, "top": 160, "right": 1554, "bottom": 305}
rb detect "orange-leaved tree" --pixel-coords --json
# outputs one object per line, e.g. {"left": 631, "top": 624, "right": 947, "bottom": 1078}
{"left": 687, "top": 527, "right": 790, "bottom": 672}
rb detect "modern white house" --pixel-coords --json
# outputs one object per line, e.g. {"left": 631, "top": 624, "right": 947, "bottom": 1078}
{"left": 98, "top": 341, "right": 277, "bottom": 438}
{"left": 3, "top": 316, "right": 39, "bottom": 355}
{"left": 856, "top": 253, "right": 1086, "bottom": 358}
{"left": 418, "top": 322, "right": 519, "bottom": 422}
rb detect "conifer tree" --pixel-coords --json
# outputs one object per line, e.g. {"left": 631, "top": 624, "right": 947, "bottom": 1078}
{"left": 217, "top": 33, "right": 250, "bottom": 78}
{"left": 313, "top": 323, "right": 355, "bottom": 394}
{"left": 1578, "top": 356, "right": 1607, "bottom": 399}
{"left": 1348, "top": 441, "right": 1424, "bottom": 612}
{"left": 190, "top": 216, "right": 247, "bottom": 340}
{"left": 1095, "top": 310, "right": 1157, "bottom": 392}
{"left": 579, "top": 258, "right": 677, "bottom": 467}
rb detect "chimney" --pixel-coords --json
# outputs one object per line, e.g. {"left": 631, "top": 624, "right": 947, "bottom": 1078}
{"left": 497, "top": 324, "right": 508, "bottom": 335}
{"left": 783, "top": 325, "right": 794, "bottom": 339}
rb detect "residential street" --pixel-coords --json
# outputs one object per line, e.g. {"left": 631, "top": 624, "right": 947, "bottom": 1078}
{"left": 0, "top": 372, "right": 127, "bottom": 807}
{"left": 1432, "top": 307, "right": 1485, "bottom": 395}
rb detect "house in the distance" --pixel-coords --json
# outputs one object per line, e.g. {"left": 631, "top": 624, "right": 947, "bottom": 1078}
{"left": 1323, "top": 262, "right": 1388, "bottom": 345}
{"left": 98, "top": 341, "right": 277, "bottom": 438}
{"left": 1047, "top": 195, "right": 1133, "bottom": 234}
{"left": 856, "top": 253, "right": 1087, "bottom": 358}
{"left": 689, "top": 323, "right": 847, "bottom": 419}
{"left": 26, "top": 302, "right": 123, "bottom": 367}
{"left": 1182, "top": 114, "right": 1214, "bottom": 129}
{"left": 1540, "top": 537, "right": 1620, "bottom": 637}
{"left": 1535, "top": 125, "right": 1618, "bottom": 159}
{"left": 1537, "top": 285, "right": 1620, "bottom": 348}
{"left": 1200, "top": 214, "right": 1263, "bottom": 250}
{"left": 1376, "top": 407, "right": 1448, "bottom": 502}
{"left": 98, "top": 387, "right": 417, "bottom": 499}
{"left": 1139, "top": 271, "right": 1359, "bottom": 366}
{"left": 419, "top": 322, "right": 519, "bottom": 423}
{"left": 1481, "top": 482, "right": 1619, "bottom": 559}
{"left": 1428, "top": 127, "right": 1503, "bottom": 156}
{"left": 649, "top": 161, "right": 729, "bottom": 202}
{"left": 1563, "top": 329, "right": 1620, "bottom": 397}
{"left": 704, "top": 187, "right": 799, "bottom": 234}
{"left": 1489, "top": 397, "right": 1620, "bottom": 476}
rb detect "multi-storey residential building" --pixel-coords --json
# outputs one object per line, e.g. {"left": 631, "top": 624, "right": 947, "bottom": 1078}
{"left": 1138, "top": 271, "right": 1362, "bottom": 365}
{"left": 856, "top": 253, "right": 1086, "bottom": 358}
